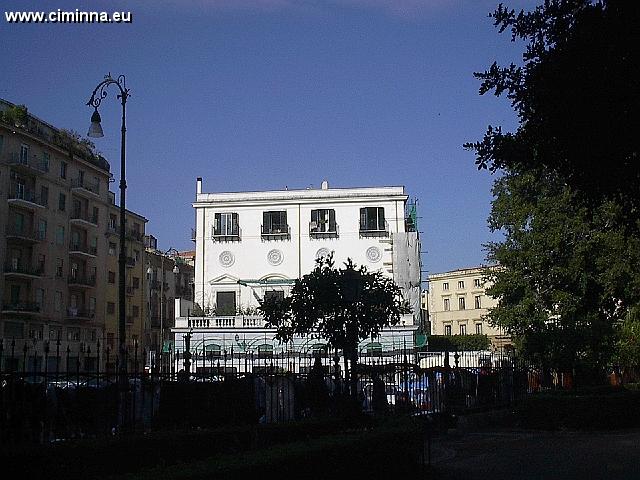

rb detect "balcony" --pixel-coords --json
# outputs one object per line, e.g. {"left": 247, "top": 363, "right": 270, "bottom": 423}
{"left": 67, "top": 274, "right": 96, "bottom": 289}
{"left": 4, "top": 263, "right": 44, "bottom": 279}
{"left": 211, "top": 226, "right": 241, "bottom": 242}
{"left": 174, "top": 315, "right": 267, "bottom": 330}
{"left": 261, "top": 224, "right": 290, "bottom": 241}
{"left": 2, "top": 302, "right": 40, "bottom": 314}
{"left": 359, "top": 220, "right": 389, "bottom": 238}
{"left": 69, "top": 210, "right": 98, "bottom": 228}
{"left": 5, "top": 225, "right": 42, "bottom": 244}
{"left": 66, "top": 307, "right": 95, "bottom": 320}
{"left": 309, "top": 222, "right": 339, "bottom": 239}
{"left": 69, "top": 243, "right": 97, "bottom": 258}
{"left": 6, "top": 152, "right": 48, "bottom": 175}
{"left": 71, "top": 178, "right": 100, "bottom": 197}
{"left": 7, "top": 187, "right": 46, "bottom": 210}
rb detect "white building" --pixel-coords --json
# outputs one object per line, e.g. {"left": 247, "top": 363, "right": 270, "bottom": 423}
{"left": 171, "top": 179, "right": 421, "bottom": 373}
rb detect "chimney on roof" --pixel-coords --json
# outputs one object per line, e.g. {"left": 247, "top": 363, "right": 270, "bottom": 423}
{"left": 196, "top": 177, "right": 202, "bottom": 195}
{"left": 321, "top": 179, "right": 329, "bottom": 190}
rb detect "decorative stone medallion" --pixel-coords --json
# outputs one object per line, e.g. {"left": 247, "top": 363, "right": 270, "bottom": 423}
{"left": 267, "top": 249, "right": 283, "bottom": 266}
{"left": 315, "top": 248, "right": 331, "bottom": 260}
{"left": 219, "top": 251, "right": 235, "bottom": 268}
{"left": 366, "top": 246, "right": 382, "bottom": 263}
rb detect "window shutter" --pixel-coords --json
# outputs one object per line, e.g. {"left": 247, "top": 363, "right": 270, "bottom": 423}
{"left": 360, "top": 208, "right": 366, "bottom": 229}
{"left": 377, "top": 208, "right": 385, "bottom": 230}
{"left": 329, "top": 209, "right": 336, "bottom": 231}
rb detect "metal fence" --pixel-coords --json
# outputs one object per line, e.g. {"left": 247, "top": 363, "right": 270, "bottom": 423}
{"left": 0, "top": 342, "right": 536, "bottom": 445}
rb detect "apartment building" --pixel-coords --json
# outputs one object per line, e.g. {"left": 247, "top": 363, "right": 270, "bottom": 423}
{"left": 0, "top": 100, "right": 111, "bottom": 370}
{"left": 103, "top": 192, "right": 147, "bottom": 369}
{"left": 171, "top": 178, "right": 421, "bottom": 371}
{"left": 427, "top": 266, "right": 510, "bottom": 349}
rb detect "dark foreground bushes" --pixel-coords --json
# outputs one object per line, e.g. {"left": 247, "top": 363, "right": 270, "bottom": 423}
{"left": 516, "top": 387, "right": 640, "bottom": 430}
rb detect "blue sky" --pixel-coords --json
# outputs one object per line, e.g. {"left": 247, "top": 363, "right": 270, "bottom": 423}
{"left": 1, "top": 0, "right": 536, "bottom": 277}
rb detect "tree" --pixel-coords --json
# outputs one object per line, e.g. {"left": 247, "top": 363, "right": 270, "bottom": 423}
{"left": 466, "top": 1, "right": 640, "bottom": 375}
{"left": 259, "top": 254, "right": 411, "bottom": 400}
{"left": 466, "top": 0, "right": 640, "bottom": 221}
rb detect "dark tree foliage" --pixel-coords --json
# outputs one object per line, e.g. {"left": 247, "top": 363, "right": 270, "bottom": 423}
{"left": 466, "top": 0, "right": 640, "bottom": 218}
{"left": 259, "top": 254, "right": 410, "bottom": 397}
{"left": 467, "top": 1, "right": 640, "bottom": 374}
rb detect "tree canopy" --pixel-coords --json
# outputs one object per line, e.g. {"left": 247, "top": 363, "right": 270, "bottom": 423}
{"left": 259, "top": 255, "right": 410, "bottom": 353}
{"left": 467, "top": 0, "right": 640, "bottom": 373}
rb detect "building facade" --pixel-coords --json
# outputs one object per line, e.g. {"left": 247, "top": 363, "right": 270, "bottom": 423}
{"left": 103, "top": 192, "right": 147, "bottom": 369}
{"left": 0, "top": 100, "right": 112, "bottom": 370}
{"left": 427, "top": 267, "right": 510, "bottom": 349}
{"left": 171, "top": 179, "right": 421, "bottom": 373}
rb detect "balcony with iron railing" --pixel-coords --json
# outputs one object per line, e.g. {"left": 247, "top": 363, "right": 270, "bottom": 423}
{"left": 2, "top": 301, "right": 41, "bottom": 314}
{"left": 211, "top": 225, "right": 241, "bottom": 242}
{"left": 5, "top": 224, "right": 43, "bottom": 243}
{"left": 309, "top": 221, "right": 339, "bottom": 238}
{"left": 261, "top": 224, "right": 290, "bottom": 240}
{"left": 66, "top": 307, "right": 95, "bottom": 320}
{"left": 359, "top": 220, "right": 389, "bottom": 237}
{"left": 6, "top": 151, "right": 48, "bottom": 175}
{"left": 70, "top": 209, "right": 98, "bottom": 227}
{"left": 71, "top": 177, "right": 100, "bottom": 196}
{"left": 4, "top": 263, "right": 44, "bottom": 278}
{"left": 68, "top": 242, "right": 97, "bottom": 257}
{"left": 67, "top": 274, "right": 96, "bottom": 288}
{"left": 7, "top": 185, "right": 46, "bottom": 210}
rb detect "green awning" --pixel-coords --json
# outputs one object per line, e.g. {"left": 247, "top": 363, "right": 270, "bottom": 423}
{"left": 414, "top": 334, "right": 427, "bottom": 348}
{"left": 162, "top": 340, "right": 173, "bottom": 353}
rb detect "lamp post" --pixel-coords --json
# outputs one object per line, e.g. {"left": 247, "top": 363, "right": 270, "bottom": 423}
{"left": 147, "top": 247, "right": 179, "bottom": 373}
{"left": 87, "top": 74, "right": 129, "bottom": 383}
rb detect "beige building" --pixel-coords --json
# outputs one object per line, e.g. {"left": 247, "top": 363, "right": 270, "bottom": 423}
{"left": 428, "top": 266, "right": 510, "bottom": 348}
{"left": 103, "top": 192, "right": 147, "bottom": 370}
{"left": 0, "top": 100, "right": 112, "bottom": 370}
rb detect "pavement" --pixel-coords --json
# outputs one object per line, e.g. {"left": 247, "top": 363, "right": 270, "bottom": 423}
{"left": 427, "top": 428, "right": 640, "bottom": 479}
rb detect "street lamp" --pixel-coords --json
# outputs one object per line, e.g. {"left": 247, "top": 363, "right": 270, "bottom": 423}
{"left": 87, "top": 73, "right": 129, "bottom": 381}
{"left": 146, "top": 247, "right": 180, "bottom": 372}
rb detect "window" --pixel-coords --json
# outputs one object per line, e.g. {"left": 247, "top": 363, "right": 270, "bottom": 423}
{"left": 133, "top": 277, "right": 140, "bottom": 289}
{"left": 459, "top": 297, "right": 466, "bottom": 310}
{"left": 56, "top": 258, "right": 63, "bottom": 277}
{"left": 89, "top": 297, "right": 96, "bottom": 313}
{"left": 459, "top": 324, "right": 467, "bottom": 335}
{"left": 14, "top": 212, "right": 25, "bottom": 233}
{"left": 38, "top": 219, "right": 47, "bottom": 240}
{"left": 107, "top": 302, "right": 115, "bottom": 314}
{"left": 444, "top": 325, "right": 452, "bottom": 336}
{"left": 474, "top": 278, "right": 481, "bottom": 288}
{"left": 67, "top": 328, "right": 81, "bottom": 342}
{"left": 29, "top": 324, "right": 44, "bottom": 340}
{"left": 107, "top": 332, "right": 115, "bottom": 349}
{"left": 264, "top": 290, "right": 285, "bottom": 303}
{"left": 443, "top": 282, "right": 449, "bottom": 291}
{"left": 310, "top": 209, "right": 337, "bottom": 233}
{"left": 474, "top": 295, "right": 481, "bottom": 309}
{"left": 20, "top": 144, "right": 29, "bottom": 163}
{"left": 443, "top": 298, "right": 450, "bottom": 311}
{"left": 262, "top": 211, "right": 288, "bottom": 236}
{"left": 359, "top": 207, "right": 386, "bottom": 232}
{"left": 54, "top": 291, "right": 62, "bottom": 312}
{"left": 475, "top": 323, "right": 483, "bottom": 335}
{"left": 60, "top": 161, "right": 67, "bottom": 179}
{"left": 108, "top": 242, "right": 116, "bottom": 256}
{"left": 109, "top": 214, "right": 117, "bottom": 229}
{"left": 58, "top": 192, "right": 66, "bottom": 211}
{"left": 213, "top": 212, "right": 239, "bottom": 237}
{"left": 216, "top": 291, "right": 236, "bottom": 315}
{"left": 92, "top": 206, "right": 99, "bottom": 224}
{"left": 55, "top": 225, "right": 65, "bottom": 245}
{"left": 42, "top": 152, "right": 50, "bottom": 172}
{"left": 40, "top": 185, "right": 49, "bottom": 207}
{"left": 134, "top": 249, "right": 140, "bottom": 262}
{"left": 35, "top": 288, "right": 45, "bottom": 308}
{"left": 108, "top": 271, "right": 115, "bottom": 283}
{"left": 458, "top": 280, "right": 465, "bottom": 289}
{"left": 37, "top": 254, "right": 45, "bottom": 273}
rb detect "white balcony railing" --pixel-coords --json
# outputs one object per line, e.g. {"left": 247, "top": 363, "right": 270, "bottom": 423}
{"left": 174, "top": 315, "right": 267, "bottom": 329}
